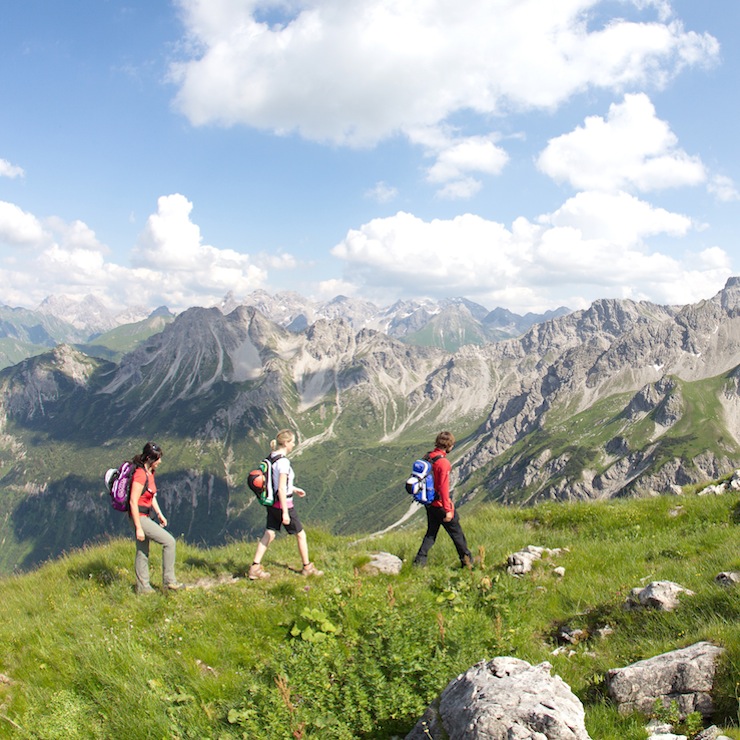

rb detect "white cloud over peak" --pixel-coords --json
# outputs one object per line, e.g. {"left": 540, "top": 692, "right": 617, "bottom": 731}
{"left": 0, "top": 208, "right": 120, "bottom": 308}
{"left": 315, "top": 277, "right": 359, "bottom": 300}
{"left": 132, "top": 194, "right": 267, "bottom": 307}
{"left": 0, "top": 195, "right": 271, "bottom": 312}
{"left": 134, "top": 194, "right": 205, "bottom": 270}
{"left": 330, "top": 194, "right": 728, "bottom": 312}
{"left": 537, "top": 93, "right": 706, "bottom": 192}
{"left": 170, "top": 0, "right": 718, "bottom": 146}
{"left": 333, "top": 212, "right": 519, "bottom": 291}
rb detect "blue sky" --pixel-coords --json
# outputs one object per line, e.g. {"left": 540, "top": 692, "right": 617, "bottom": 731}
{"left": 0, "top": 0, "right": 738, "bottom": 315}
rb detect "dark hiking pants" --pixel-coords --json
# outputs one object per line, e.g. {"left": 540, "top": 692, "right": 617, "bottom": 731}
{"left": 414, "top": 505, "right": 472, "bottom": 566}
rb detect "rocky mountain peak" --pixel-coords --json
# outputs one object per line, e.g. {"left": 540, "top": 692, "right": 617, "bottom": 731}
{"left": 36, "top": 294, "right": 150, "bottom": 336}
{"left": 717, "top": 275, "right": 740, "bottom": 314}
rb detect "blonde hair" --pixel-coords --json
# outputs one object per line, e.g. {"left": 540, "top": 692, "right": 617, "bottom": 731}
{"left": 270, "top": 429, "right": 295, "bottom": 450}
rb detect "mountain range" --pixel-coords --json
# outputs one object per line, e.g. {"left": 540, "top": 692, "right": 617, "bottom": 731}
{"left": 1, "top": 279, "right": 739, "bottom": 574}
{"left": 0, "top": 291, "right": 569, "bottom": 370}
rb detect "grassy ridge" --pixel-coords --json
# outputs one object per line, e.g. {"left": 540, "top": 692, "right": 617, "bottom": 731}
{"left": 0, "top": 492, "right": 739, "bottom": 739}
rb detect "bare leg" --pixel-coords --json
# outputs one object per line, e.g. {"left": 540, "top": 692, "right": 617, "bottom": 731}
{"left": 296, "top": 529, "right": 309, "bottom": 565}
{"left": 253, "top": 530, "right": 275, "bottom": 564}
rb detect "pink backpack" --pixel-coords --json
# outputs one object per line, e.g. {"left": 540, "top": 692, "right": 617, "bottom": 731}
{"left": 104, "top": 461, "right": 147, "bottom": 512}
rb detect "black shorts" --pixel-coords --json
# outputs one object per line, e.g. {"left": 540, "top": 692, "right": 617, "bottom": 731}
{"left": 266, "top": 506, "right": 303, "bottom": 535}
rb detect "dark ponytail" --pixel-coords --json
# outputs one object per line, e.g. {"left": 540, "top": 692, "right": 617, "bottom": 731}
{"left": 133, "top": 441, "right": 163, "bottom": 467}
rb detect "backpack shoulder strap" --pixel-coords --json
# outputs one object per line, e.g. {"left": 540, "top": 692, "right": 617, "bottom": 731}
{"left": 132, "top": 462, "right": 151, "bottom": 492}
{"left": 267, "top": 453, "right": 285, "bottom": 494}
{"left": 125, "top": 463, "right": 150, "bottom": 518}
{"left": 267, "top": 452, "right": 284, "bottom": 469}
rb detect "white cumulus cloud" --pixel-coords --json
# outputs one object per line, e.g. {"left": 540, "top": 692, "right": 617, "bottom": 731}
{"left": 0, "top": 195, "right": 273, "bottom": 311}
{"left": 425, "top": 134, "right": 509, "bottom": 198}
{"left": 0, "top": 213, "right": 125, "bottom": 308}
{"left": 330, "top": 198, "right": 729, "bottom": 312}
{"left": 0, "top": 201, "right": 47, "bottom": 247}
{"left": 132, "top": 193, "right": 268, "bottom": 309}
{"left": 541, "top": 190, "right": 692, "bottom": 244}
{"left": 45, "top": 216, "right": 109, "bottom": 254}
{"left": 170, "top": 0, "right": 718, "bottom": 146}
{"left": 537, "top": 93, "right": 706, "bottom": 192}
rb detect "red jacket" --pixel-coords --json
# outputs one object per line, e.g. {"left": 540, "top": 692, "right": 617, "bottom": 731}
{"left": 428, "top": 448, "right": 453, "bottom": 513}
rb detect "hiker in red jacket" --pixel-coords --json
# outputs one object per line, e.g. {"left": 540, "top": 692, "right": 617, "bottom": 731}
{"left": 413, "top": 431, "right": 473, "bottom": 568}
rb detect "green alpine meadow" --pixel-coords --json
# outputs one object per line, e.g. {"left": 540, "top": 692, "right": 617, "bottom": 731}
{"left": 0, "top": 491, "right": 738, "bottom": 738}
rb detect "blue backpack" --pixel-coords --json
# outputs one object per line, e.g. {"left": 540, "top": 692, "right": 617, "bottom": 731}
{"left": 405, "top": 453, "right": 442, "bottom": 504}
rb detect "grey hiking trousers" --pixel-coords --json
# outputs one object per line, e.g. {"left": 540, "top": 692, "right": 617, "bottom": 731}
{"left": 134, "top": 517, "right": 177, "bottom": 592}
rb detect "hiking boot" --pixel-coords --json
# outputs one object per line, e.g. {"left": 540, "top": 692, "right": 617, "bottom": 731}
{"left": 248, "top": 563, "right": 270, "bottom": 580}
{"left": 137, "top": 586, "right": 156, "bottom": 595}
{"left": 461, "top": 555, "right": 473, "bottom": 570}
{"left": 413, "top": 557, "right": 427, "bottom": 567}
{"left": 301, "top": 562, "right": 324, "bottom": 577}
{"left": 164, "top": 581, "right": 186, "bottom": 591}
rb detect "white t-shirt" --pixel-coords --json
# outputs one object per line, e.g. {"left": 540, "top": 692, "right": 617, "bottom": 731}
{"left": 270, "top": 454, "right": 294, "bottom": 508}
